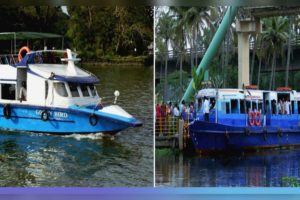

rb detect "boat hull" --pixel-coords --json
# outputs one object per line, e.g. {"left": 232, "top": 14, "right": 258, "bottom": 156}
{"left": 0, "top": 103, "right": 141, "bottom": 134}
{"left": 189, "top": 120, "right": 300, "bottom": 153}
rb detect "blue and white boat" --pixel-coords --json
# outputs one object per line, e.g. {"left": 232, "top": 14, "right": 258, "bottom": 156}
{"left": 0, "top": 47, "right": 142, "bottom": 134}
{"left": 189, "top": 87, "right": 300, "bottom": 153}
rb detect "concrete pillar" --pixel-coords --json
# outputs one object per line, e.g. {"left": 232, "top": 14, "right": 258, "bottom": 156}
{"left": 237, "top": 32, "right": 250, "bottom": 88}
{"left": 178, "top": 119, "right": 184, "bottom": 151}
{"left": 236, "top": 19, "right": 261, "bottom": 88}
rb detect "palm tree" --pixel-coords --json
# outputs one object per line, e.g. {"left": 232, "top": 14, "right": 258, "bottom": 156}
{"left": 181, "top": 7, "right": 214, "bottom": 76}
{"left": 156, "top": 11, "right": 175, "bottom": 101}
{"left": 169, "top": 7, "right": 188, "bottom": 97}
{"left": 261, "top": 17, "right": 288, "bottom": 90}
{"left": 285, "top": 16, "right": 294, "bottom": 87}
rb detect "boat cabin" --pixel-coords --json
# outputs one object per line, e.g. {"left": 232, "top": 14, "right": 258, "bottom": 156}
{"left": 196, "top": 88, "right": 299, "bottom": 128}
{"left": 0, "top": 49, "right": 100, "bottom": 107}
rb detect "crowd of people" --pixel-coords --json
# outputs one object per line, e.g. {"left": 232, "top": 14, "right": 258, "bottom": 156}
{"left": 155, "top": 100, "right": 195, "bottom": 122}
{"left": 155, "top": 100, "right": 196, "bottom": 135}
{"left": 277, "top": 98, "right": 291, "bottom": 115}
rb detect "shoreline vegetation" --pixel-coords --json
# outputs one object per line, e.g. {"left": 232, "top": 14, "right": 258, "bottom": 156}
{"left": 0, "top": 6, "right": 154, "bottom": 66}
{"left": 82, "top": 55, "right": 153, "bottom": 66}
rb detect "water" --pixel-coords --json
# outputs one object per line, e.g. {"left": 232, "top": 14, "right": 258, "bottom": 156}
{"left": 156, "top": 148, "right": 300, "bottom": 187}
{"left": 0, "top": 65, "right": 153, "bottom": 186}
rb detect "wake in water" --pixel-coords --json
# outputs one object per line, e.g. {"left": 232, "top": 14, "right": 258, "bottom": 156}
{"left": 62, "top": 132, "right": 120, "bottom": 140}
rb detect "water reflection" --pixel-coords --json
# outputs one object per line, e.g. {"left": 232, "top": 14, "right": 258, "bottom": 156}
{"left": 156, "top": 148, "right": 300, "bottom": 187}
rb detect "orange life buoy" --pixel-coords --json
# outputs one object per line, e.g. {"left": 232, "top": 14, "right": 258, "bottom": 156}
{"left": 255, "top": 111, "right": 261, "bottom": 126}
{"left": 248, "top": 111, "right": 255, "bottom": 126}
{"left": 18, "top": 46, "right": 30, "bottom": 62}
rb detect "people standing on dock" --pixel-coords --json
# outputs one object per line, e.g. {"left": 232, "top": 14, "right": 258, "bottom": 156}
{"left": 203, "top": 96, "right": 210, "bottom": 122}
{"left": 156, "top": 103, "right": 162, "bottom": 135}
{"left": 180, "top": 100, "right": 187, "bottom": 121}
{"left": 166, "top": 102, "right": 173, "bottom": 134}
{"left": 161, "top": 102, "right": 167, "bottom": 133}
{"left": 173, "top": 104, "right": 180, "bottom": 117}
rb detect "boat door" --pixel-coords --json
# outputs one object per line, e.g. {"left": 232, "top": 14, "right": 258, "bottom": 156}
{"left": 263, "top": 92, "right": 271, "bottom": 126}
{"left": 16, "top": 66, "right": 27, "bottom": 101}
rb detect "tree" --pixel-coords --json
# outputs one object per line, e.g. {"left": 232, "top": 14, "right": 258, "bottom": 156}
{"left": 156, "top": 11, "right": 175, "bottom": 101}
{"left": 261, "top": 17, "right": 288, "bottom": 90}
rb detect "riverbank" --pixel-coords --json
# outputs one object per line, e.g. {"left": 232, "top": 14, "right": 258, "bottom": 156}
{"left": 81, "top": 55, "right": 153, "bottom": 66}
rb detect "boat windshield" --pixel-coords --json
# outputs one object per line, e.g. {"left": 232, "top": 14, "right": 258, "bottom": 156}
{"left": 53, "top": 82, "right": 68, "bottom": 97}
{"left": 89, "top": 84, "right": 97, "bottom": 97}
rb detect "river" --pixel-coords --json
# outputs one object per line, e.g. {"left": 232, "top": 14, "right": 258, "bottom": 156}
{"left": 0, "top": 64, "right": 153, "bottom": 186}
{"left": 156, "top": 148, "right": 300, "bottom": 187}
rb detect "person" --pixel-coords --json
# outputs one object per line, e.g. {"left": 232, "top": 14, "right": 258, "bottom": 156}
{"left": 285, "top": 99, "right": 290, "bottom": 115}
{"left": 173, "top": 104, "right": 180, "bottom": 117}
{"left": 278, "top": 99, "right": 283, "bottom": 115}
{"left": 180, "top": 100, "right": 187, "bottom": 121}
{"left": 210, "top": 99, "right": 216, "bottom": 110}
{"left": 167, "top": 102, "right": 173, "bottom": 116}
{"left": 155, "top": 103, "right": 162, "bottom": 135}
{"left": 189, "top": 102, "right": 195, "bottom": 120}
{"left": 160, "top": 102, "right": 167, "bottom": 133}
{"left": 19, "top": 81, "right": 27, "bottom": 102}
{"left": 203, "top": 96, "right": 210, "bottom": 122}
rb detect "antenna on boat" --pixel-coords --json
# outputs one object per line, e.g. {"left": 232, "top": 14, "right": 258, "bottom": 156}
{"left": 61, "top": 49, "right": 81, "bottom": 75}
{"left": 114, "top": 90, "right": 120, "bottom": 104}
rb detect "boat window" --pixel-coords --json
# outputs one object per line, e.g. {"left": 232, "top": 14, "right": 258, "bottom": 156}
{"left": 89, "top": 84, "right": 97, "bottom": 97}
{"left": 252, "top": 101, "right": 258, "bottom": 112}
{"left": 210, "top": 98, "right": 216, "bottom": 110}
{"left": 80, "top": 84, "right": 90, "bottom": 97}
{"left": 298, "top": 101, "right": 300, "bottom": 114}
{"left": 197, "top": 98, "right": 202, "bottom": 111}
{"left": 230, "top": 99, "right": 239, "bottom": 114}
{"left": 54, "top": 82, "right": 68, "bottom": 97}
{"left": 246, "top": 101, "right": 251, "bottom": 113}
{"left": 69, "top": 83, "right": 80, "bottom": 97}
{"left": 226, "top": 102, "right": 230, "bottom": 114}
{"left": 258, "top": 102, "right": 263, "bottom": 113}
{"left": 291, "top": 100, "right": 295, "bottom": 114}
{"left": 271, "top": 99, "right": 277, "bottom": 114}
{"left": 240, "top": 100, "right": 245, "bottom": 114}
{"left": 45, "top": 81, "right": 48, "bottom": 99}
{"left": 1, "top": 84, "right": 16, "bottom": 100}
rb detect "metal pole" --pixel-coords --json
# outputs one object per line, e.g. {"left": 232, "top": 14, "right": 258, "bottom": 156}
{"left": 14, "top": 32, "right": 16, "bottom": 55}
{"left": 62, "top": 37, "right": 64, "bottom": 49}
{"left": 181, "top": 6, "right": 237, "bottom": 102}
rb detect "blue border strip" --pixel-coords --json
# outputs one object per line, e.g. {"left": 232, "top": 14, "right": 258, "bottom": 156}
{"left": 0, "top": 188, "right": 300, "bottom": 194}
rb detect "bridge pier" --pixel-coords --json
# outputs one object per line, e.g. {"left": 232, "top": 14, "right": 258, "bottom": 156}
{"left": 236, "top": 18, "right": 261, "bottom": 88}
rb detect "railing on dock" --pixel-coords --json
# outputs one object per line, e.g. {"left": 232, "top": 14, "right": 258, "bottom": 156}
{"left": 155, "top": 116, "right": 191, "bottom": 151}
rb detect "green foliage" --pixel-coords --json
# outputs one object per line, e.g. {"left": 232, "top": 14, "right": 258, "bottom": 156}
{"left": 192, "top": 67, "right": 204, "bottom": 91}
{"left": 0, "top": 6, "right": 153, "bottom": 61}
{"left": 155, "top": 148, "right": 179, "bottom": 157}
{"left": 156, "top": 70, "right": 189, "bottom": 103}
{"left": 282, "top": 176, "right": 300, "bottom": 187}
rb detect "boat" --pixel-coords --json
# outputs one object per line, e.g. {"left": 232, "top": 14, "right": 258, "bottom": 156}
{"left": 189, "top": 87, "right": 300, "bottom": 153}
{"left": 0, "top": 46, "right": 142, "bottom": 134}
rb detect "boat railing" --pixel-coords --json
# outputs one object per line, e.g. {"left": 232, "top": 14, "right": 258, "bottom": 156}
{"left": 0, "top": 54, "right": 18, "bottom": 65}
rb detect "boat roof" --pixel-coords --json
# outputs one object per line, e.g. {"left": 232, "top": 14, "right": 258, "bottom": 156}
{"left": 196, "top": 88, "right": 299, "bottom": 101}
{"left": 15, "top": 50, "right": 99, "bottom": 84}
{"left": 28, "top": 64, "right": 99, "bottom": 84}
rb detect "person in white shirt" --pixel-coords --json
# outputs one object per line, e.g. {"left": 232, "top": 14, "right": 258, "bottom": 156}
{"left": 285, "top": 99, "right": 290, "bottom": 115}
{"left": 19, "top": 81, "right": 27, "bottom": 102}
{"left": 173, "top": 104, "right": 180, "bottom": 117}
{"left": 203, "top": 96, "right": 210, "bottom": 122}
